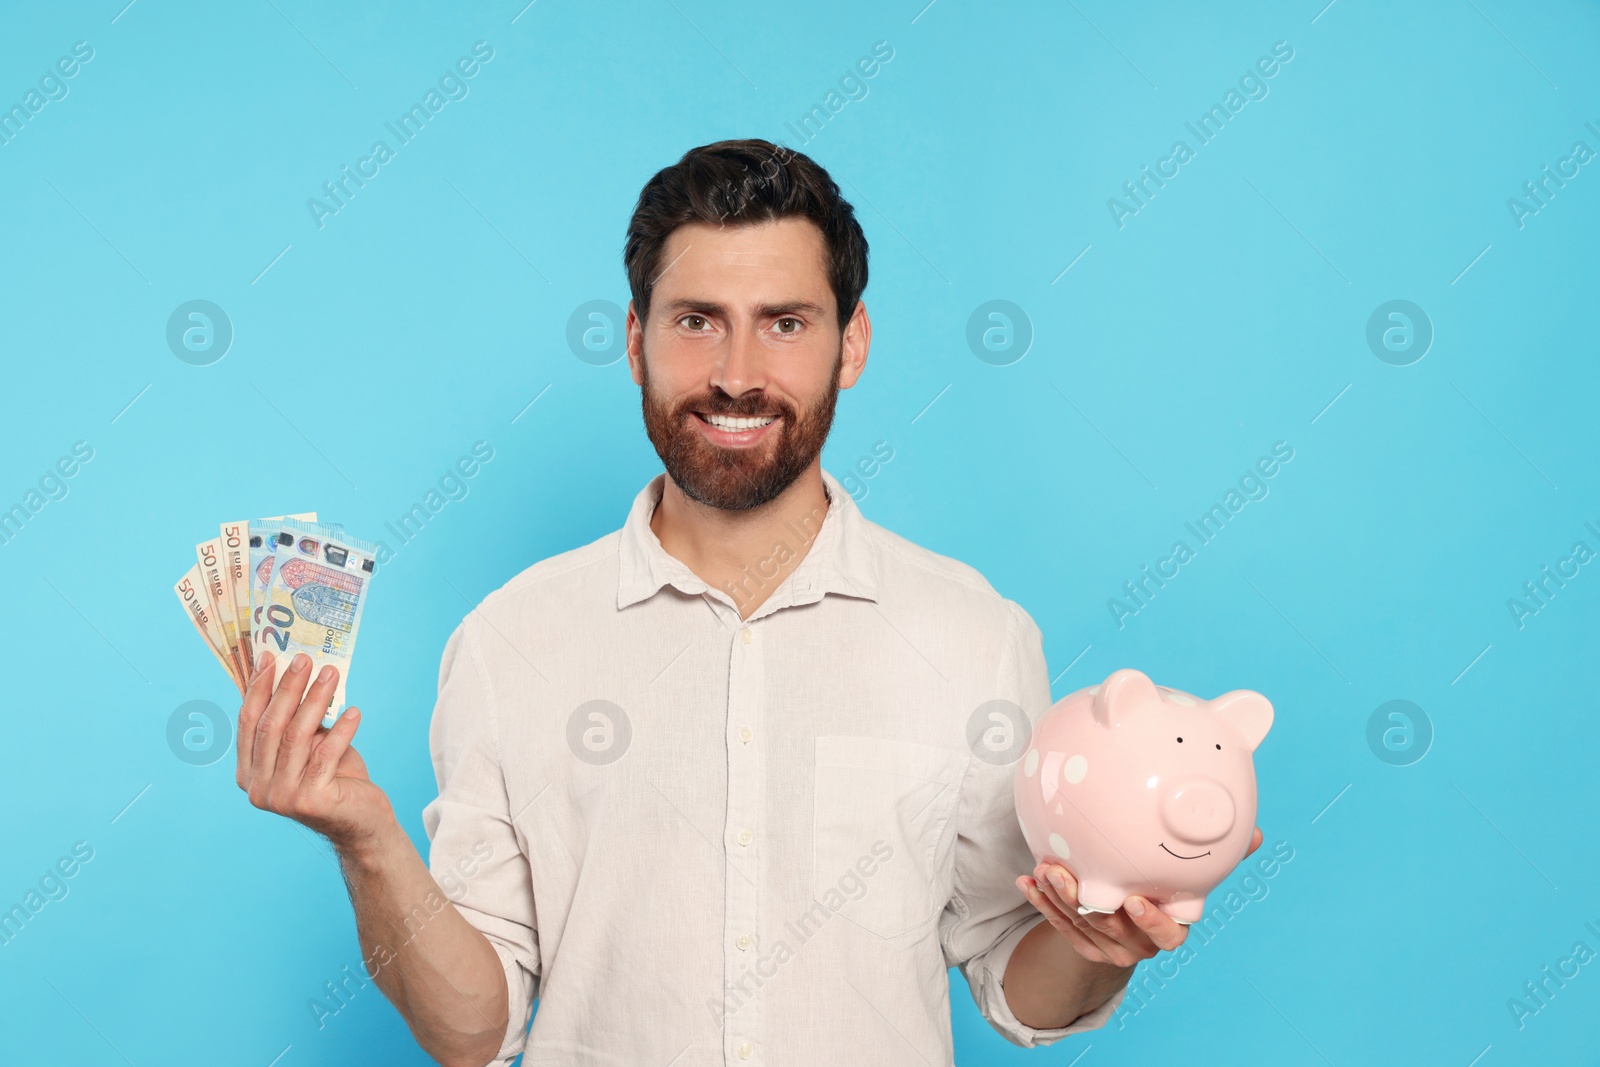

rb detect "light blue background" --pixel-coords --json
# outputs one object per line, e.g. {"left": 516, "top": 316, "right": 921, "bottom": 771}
{"left": 2, "top": 1, "right": 1597, "bottom": 1064}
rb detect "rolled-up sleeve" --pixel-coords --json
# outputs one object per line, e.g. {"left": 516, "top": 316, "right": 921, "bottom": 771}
{"left": 420, "top": 618, "right": 540, "bottom": 1066}
{"left": 938, "top": 600, "right": 1126, "bottom": 1047}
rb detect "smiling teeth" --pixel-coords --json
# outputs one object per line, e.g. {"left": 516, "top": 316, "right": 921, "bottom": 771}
{"left": 704, "top": 414, "right": 776, "bottom": 430}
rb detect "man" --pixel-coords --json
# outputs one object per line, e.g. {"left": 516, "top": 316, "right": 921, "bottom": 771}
{"left": 236, "top": 138, "right": 1260, "bottom": 1065}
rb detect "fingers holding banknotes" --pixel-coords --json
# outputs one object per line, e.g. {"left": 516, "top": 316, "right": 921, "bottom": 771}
{"left": 238, "top": 649, "right": 392, "bottom": 847}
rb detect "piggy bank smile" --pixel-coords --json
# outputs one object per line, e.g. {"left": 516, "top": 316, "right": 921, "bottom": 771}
{"left": 1158, "top": 843, "right": 1211, "bottom": 860}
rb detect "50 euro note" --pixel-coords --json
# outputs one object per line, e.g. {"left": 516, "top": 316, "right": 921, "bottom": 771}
{"left": 220, "top": 521, "right": 255, "bottom": 677}
{"left": 175, "top": 565, "right": 244, "bottom": 694}
{"left": 196, "top": 536, "right": 247, "bottom": 686}
{"left": 254, "top": 518, "right": 378, "bottom": 728}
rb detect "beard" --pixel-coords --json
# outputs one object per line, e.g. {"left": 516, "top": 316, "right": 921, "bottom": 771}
{"left": 639, "top": 346, "right": 842, "bottom": 512}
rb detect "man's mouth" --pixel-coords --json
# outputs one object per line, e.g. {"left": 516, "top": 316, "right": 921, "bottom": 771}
{"left": 696, "top": 412, "right": 778, "bottom": 431}
{"left": 690, "top": 410, "right": 782, "bottom": 448}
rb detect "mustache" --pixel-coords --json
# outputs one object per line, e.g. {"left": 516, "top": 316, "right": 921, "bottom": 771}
{"left": 680, "top": 393, "right": 791, "bottom": 418}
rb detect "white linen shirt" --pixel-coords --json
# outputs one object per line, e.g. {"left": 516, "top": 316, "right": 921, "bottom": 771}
{"left": 420, "top": 467, "right": 1125, "bottom": 1066}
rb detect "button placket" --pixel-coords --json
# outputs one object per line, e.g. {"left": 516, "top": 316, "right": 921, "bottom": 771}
{"left": 723, "top": 617, "right": 764, "bottom": 1062}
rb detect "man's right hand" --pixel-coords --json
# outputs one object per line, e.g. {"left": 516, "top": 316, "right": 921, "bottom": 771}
{"left": 237, "top": 649, "right": 509, "bottom": 1067}
{"left": 237, "top": 650, "right": 395, "bottom": 854}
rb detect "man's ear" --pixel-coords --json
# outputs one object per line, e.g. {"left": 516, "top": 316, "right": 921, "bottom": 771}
{"left": 839, "top": 299, "right": 870, "bottom": 389}
{"left": 626, "top": 300, "right": 645, "bottom": 386}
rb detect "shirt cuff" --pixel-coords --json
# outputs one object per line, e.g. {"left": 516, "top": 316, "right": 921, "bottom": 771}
{"left": 974, "top": 915, "right": 1129, "bottom": 1047}
{"left": 480, "top": 933, "right": 537, "bottom": 1066}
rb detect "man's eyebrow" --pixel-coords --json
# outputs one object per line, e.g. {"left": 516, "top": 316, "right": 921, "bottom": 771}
{"left": 658, "top": 298, "right": 828, "bottom": 319}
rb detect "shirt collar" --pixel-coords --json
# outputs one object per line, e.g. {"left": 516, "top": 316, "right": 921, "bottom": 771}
{"left": 616, "top": 467, "right": 880, "bottom": 614}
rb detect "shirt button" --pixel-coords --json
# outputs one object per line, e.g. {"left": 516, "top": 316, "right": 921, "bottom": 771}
{"left": 736, "top": 933, "right": 752, "bottom": 950}
{"left": 738, "top": 725, "right": 753, "bottom": 743}
{"left": 740, "top": 627, "right": 752, "bottom": 644}
{"left": 737, "top": 828, "right": 753, "bottom": 846}
{"left": 737, "top": 1041, "right": 753, "bottom": 1059}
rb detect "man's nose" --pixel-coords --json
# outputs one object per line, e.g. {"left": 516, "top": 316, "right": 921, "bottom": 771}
{"left": 711, "top": 320, "right": 765, "bottom": 399}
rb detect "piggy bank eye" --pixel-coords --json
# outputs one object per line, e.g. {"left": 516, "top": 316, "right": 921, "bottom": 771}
{"left": 1176, "top": 737, "right": 1183, "bottom": 743}
{"left": 1215, "top": 743, "right": 1221, "bottom": 750}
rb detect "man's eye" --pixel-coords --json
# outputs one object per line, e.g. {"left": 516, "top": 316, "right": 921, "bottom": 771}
{"left": 680, "top": 314, "right": 708, "bottom": 330}
{"left": 775, "top": 317, "right": 800, "bottom": 334}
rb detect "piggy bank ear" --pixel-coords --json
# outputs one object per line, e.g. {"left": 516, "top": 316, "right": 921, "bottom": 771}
{"left": 1210, "top": 689, "right": 1273, "bottom": 751}
{"left": 1093, "top": 668, "right": 1160, "bottom": 727}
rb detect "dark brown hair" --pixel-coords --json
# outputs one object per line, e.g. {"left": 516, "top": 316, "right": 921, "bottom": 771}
{"left": 623, "top": 138, "right": 869, "bottom": 331}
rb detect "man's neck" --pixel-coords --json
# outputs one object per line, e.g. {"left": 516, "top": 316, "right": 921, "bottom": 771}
{"left": 650, "top": 465, "right": 831, "bottom": 621}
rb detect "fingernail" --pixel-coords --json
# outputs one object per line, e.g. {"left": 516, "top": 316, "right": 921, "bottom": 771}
{"left": 1049, "top": 870, "right": 1067, "bottom": 893}
{"left": 290, "top": 653, "right": 310, "bottom": 673}
{"left": 318, "top": 665, "right": 334, "bottom": 683}
{"left": 1125, "top": 896, "right": 1146, "bottom": 917}
{"left": 253, "top": 655, "right": 272, "bottom": 679}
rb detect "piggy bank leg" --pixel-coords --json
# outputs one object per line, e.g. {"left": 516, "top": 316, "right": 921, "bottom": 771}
{"left": 1074, "top": 880, "right": 1126, "bottom": 916}
{"left": 1159, "top": 896, "right": 1205, "bottom": 925}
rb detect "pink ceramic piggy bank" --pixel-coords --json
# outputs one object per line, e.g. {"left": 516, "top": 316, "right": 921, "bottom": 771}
{"left": 1014, "top": 668, "right": 1273, "bottom": 924}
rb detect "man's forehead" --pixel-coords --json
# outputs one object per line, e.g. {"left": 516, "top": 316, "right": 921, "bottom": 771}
{"left": 654, "top": 219, "right": 830, "bottom": 300}
{"left": 661, "top": 219, "right": 824, "bottom": 268}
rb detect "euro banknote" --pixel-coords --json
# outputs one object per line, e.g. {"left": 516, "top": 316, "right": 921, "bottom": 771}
{"left": 196, "top": 535, "right": 247, "bottom": 687}
{"left": 175, "top": 564, "right": 243, "bottom": 694}
{"left": 252, "top": 518, "right": 379, "bottom": 728}
{"left": 245, "top": 512, "right": 318, "bottom": 662}
{"left": 219, "top": 521, "right": 254, "bottom": 677}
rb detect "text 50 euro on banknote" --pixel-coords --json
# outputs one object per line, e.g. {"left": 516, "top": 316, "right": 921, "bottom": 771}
{"left": 254, "top": 519, "right": 378, "bottom": 728}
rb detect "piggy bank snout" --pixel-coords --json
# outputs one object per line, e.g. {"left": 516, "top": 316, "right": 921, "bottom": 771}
{"left": 1159, "top": 780, "right": 1236, "bottom": 845}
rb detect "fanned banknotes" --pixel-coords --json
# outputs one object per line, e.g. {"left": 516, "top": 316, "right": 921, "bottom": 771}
{"left": 176, "top": 512, "right": 317, "bottom": 696}
{"left": 175, "top": 511, "right": 381, "bottom": 727}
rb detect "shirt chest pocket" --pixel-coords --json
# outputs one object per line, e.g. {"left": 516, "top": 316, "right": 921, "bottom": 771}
{"left": 811, "top": 735, "right": 970, "bottom": 941}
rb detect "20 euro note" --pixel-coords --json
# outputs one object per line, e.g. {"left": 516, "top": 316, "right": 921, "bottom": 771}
{"left": 249, "top": 515, "right": 339, "bottom": 672}
{"left": 238, "top": 512, "right": 316, "bottom": 660}
{"left": 247, "top": 514, "right": 331, "bottom": 648}
{"left": 254, "top": 519, "right": 378, "bottom": 728}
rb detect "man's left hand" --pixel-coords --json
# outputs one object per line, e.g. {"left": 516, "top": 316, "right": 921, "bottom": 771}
{"left": 1014, "top": 826, "right": 1264, "bottom": 968}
